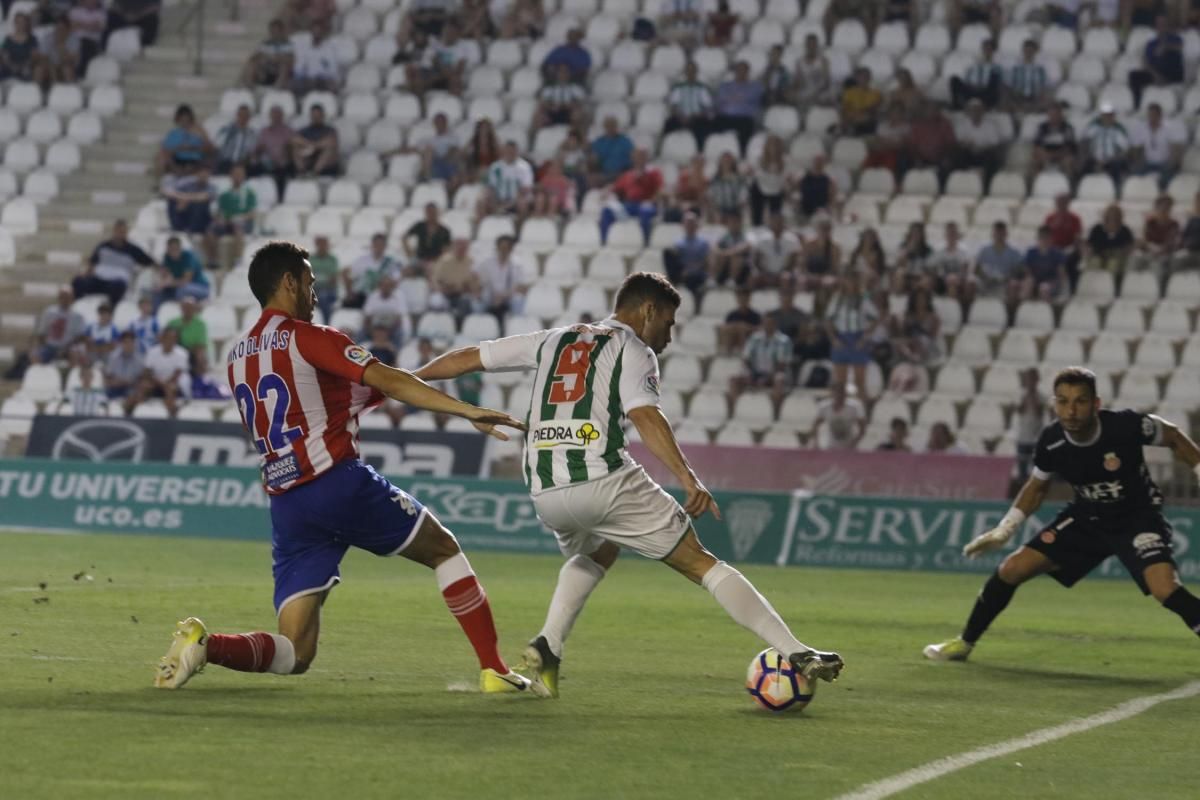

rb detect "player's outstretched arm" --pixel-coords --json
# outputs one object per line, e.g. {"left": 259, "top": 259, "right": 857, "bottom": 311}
{"left": 628, "top": 405, "right": 721, "bottom": 520}
{"left": 362, "top": 362, "right": 525, "bottom": 440}
{"left": 963, "top": 475, "right": 1050, "bottom": 558}
{"left": 413, "top": 345, "right": 483, "bottom": 382}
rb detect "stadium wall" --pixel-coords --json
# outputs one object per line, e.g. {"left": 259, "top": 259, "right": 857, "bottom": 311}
{"left": 0, "top": 459, "right": 1195, "bottom": 581}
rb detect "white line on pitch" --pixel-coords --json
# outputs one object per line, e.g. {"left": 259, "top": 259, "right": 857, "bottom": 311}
{"left": 833, "top": 680, "right": 1200, "bottom": 800}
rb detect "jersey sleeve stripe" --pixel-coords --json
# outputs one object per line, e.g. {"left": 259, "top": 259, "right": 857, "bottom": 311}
{"left": 566, "top": 334, "right": 612, "bottom": 483}
{"left": 602, "top": 343, "right": 626, "bottom": 473}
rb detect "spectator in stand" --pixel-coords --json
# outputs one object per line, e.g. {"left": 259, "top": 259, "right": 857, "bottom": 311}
{"left": 926, "top": 422, "right": 967, "bottom": 454}
{"left": 1043, "top": 192, "right": 1083, "bottom": 290}
{"left": 710, "top": 60, "right": 764, "bottom": 155}
{"left": 402, "top": 203, "right": 451, "bottom": 276}
{"left": 825, "top": 270, "right": 879, "bottom": 395}
{"left": 533, "top": 63, "right": 587, "bottom": 134}
{"left": 69, "top": 0, "right": 106, "bottom": 75}
{"left": 1031, "top": 101, "right": 1077, "bottom": 178}
{"left": 754, "top": 213, "right": 802, "bottom": 288}
{"left": 241, "top": 18, "right": 293, "bottom": 89}
{"left": 161, "top": 166, "right": 215, "bottom": 236}
{"left": 907, "top": 100, "right": 957, "bottom": 177}
{"left": 365, "top": 323, "right": 398, "bottom": 368}
{"left": 893, "top": 223, "right": 933, "bottom": 294}
{"left": 891, "top": 289, "right": 940, "bottom": 391}
{"left": 477, "top": 139, "right": 534, "bottom": 223}
{"left": 973, "top": 221, "right": 1023, "bottom": 307}
{"left": 214, "top": 105, "right": 259, "bottom": 176}
{"left": 255, "top": 105, "right": 294, "bottom": 196}
{"left": 102, "top": 0, "right": 160, "bottom": 49}
{"left": 156, "top": 235, "right": 209, "bottom": 306}
{"left": 540, "top": 27, "right": 590, "bottom": 83}
{"left": 283, "top": 0, "right": 335, "bottom": 32}
{"left": 761, "top": 45, "right": 791, "bottom": 106}
{"left": 127, "top": 327, "right": 188, "bottom": 417}
{"left": 864, "top": 103, "right": 911, "bottom": 176}
{"left": 406, "top": 21, "right": 469, "bottom": 96}
{"left": 796, "top": 154, "right": 838, "bottom": 222}
{"left": 659, "top": 0, "right": 704, "bottom": 47}
{"left": 533, "top": 159, "right": 575, "bottom": 218}
{"left": 706, "top": 151, "right": 746, "bottom": 222}
{"left": 495, "top": 0, "right": 544, "bottom": 40}
{"left": 1005, "top": 38, "right": 1048, "bottom": 111}
{"left": 849, "top": 227, "right": 888, "bottom": 289}
{"left": 951, "top": 0, "right": 1001, "bottom": 33}
{"left": 664, "top": 212, "right": 710, "bottom": 293}
{"left": 666, "top": 154, "right": 709, "bottom": 221}
{"left": 931, "top": 221, "right": 975, "bottom": 304}
{"left": 793, "top": 33, "right": 830, "bottom": 108}
{"left": 718, "top": 287, "right": 761, "bottom": 353}
{"left": 167, "top": 296, "right": 208, "bottom": 355}
{"left": 1022, "top": 225, "right": 1069, "bottom": 302}
{"left": 309, "top": 235, "right": 339, "bottom": 320}
{"left": 155, "top": 104, "right": 214, "bottom": 177}
{"left": 290, "top": 19, "right": 340, "bottom": 94}
{"left": 728, "top": 313, "right": 792, "bottom": 412}
{"left": 767, "top": 283, "right": 808, "bottom": 341}
{"left": 417, "top": 112, "right": 464, "bottom": 194}
{"left": 189, "top": 349, "right": 229, "bottom": 401}
{"left": 474, "top": 235, "right": 530, "bottom": 317}
{"left": 1131, "top": 195, "right": 1181, "bottom": 276}
{"left": 878, "top": 417, "right": 912, "bottom": 452}
{"left": 555, "top": 129, "right": 589, "bottom": 206}
{"left": 748, "top": 135, "right": 789, "bottom": 227}
{"left": 952, "top": 99, "right": 1006, "bottom": 184}
{"left": 795, "top": 318, "right": 833, "bottom": 388}
{"left": 1085, "top": 204, "right": 1135, "bottom": 277}
{"left": 73, "top": 220, "right": 155, "bottom": 307}
{"left": 343, "top": 233, "right": 399, "bottom": 309}
{"left": 600, "top": 148, "right": 663, "bottom": 246}
{"left": 291, "top": 104, "right": 339, "bottom": 178}
{"left": 362, "top": 274, "right": 413, "bottom": 348}
{"left": 1131, "top": 102, "right": 1186, "bottom": 189}
{"left": 1081, "top": 103, "right": 1131, "bottom": 185}
{"left": 588, "top": 116, "right": 634, "bottom": 188}
{"left": 1010, "top": 367, "right": 1045, "bottom": 493}
{"left": 950, "top": 37, "right": 1001, "bottom": 110}
{"left": 64, "top": 362, "right": 106, "bottom": 416}
{"left": 1176, "top": 191, "right": 1200, "bottom": 271}
{"left": 208, "top": 164, "right": 256, "bottom": 269}
{"left": 839, "top": 67, "right": 883, "bottom": 136}
{"left": 44, "top": 18, "right": 80, "bottom": 85}
{"left": 103, "top": 329, "right": 142, "bottom": 401}
{"left": 129, "top": 294, "right": 159, "bottom": 355}
{"left": 704, "top": 0, "right": 739, "bottom": 47}
{"left": 85, "top": 302, "right": 120, "bottom": 360}
{"left": 466, "top": 118, "right": 501, "bottom": 181}
{"left": 664, "top": 62, "right": 715, "bottom": 150}
{"left": 800, "top": 214, "right": 841, "bottom": 294}
{"left": 390, "top": 26, "right": 428, "bottom": 66}
{"left": 811, "top": 382, "right": 866, "bottom": 450}
{"left": 1128, "top": 15, "right": 1184, "bottom": 109}
{"left": 29, "top": 287, "right": 85, "bottom": 366}
{"left": 886, "top": 68, "right": 925, "bottom": 120}
{"left": 708, "top": 213, "right": 754, "bottom": 287}
{"left": 428, "top": 238, "right": 481, "bottom": 317}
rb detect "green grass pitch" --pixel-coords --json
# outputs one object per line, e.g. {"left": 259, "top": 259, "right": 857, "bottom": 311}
{"left": 1, "top": 530, "right": 1197, "bottom": 799}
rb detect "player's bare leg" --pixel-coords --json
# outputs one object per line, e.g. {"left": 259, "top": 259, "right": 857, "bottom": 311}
{"left": 519, "top": 541, "right": 620, "bottom": 698}
{"left": 664, "top": 529, "right": 844, "bottom": 682}
{"left": 402, "top": 514, "right": 547, "bottom": 696}
{"left": 925, "top": 546, "right": 1056, "bottom": 661}
{"left": 1143, "top": 563, "right": 1200, "bottom": 637}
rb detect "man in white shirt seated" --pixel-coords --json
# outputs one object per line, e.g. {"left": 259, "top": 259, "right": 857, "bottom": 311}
{"left": 127, "top": 326, "right": 190, "bottom": 417}
{"left": 1130, "top": 102, "right": 1187, "bottom": 190}
{"left": 952, "top": 99, "right": 1006, "bottom": 183}
{"left": 290, "top": 19, "right": 340, "bottom": 94}
{"left": 811, "top": 382, "right": 865, "bottom": 450}
{"left": 753, "top": 213, "right": 802, "bottom": 288}
{"left": 473, "top": 235, "right": 530, "bottom": 317}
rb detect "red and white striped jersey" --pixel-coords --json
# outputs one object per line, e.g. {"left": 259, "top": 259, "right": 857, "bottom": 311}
{"left": 227, "top": 309, "right": 384, "bottom": 495}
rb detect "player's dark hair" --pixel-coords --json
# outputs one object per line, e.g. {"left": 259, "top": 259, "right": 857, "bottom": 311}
{"left": 614, "top": 272, "right": 681, "bottom": 312}
{"left": 248, "top": 241, "right": 310, "bottom": 306}
{"left": 1053, "top": 366, "right": 1097, "bottom": 398}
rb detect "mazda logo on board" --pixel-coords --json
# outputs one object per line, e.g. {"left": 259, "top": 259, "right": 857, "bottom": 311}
{"left": 50, "top": 419, "right": 148, "bottom": 463}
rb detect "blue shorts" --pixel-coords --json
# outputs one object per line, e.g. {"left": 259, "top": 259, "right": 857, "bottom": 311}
{"left": 831, "top": 332, "right": 873, "bottom": 366}
{"left": 270, "top": 459, "right": 426, "bottom": 614}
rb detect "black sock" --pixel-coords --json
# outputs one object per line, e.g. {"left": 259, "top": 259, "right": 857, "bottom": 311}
{"left": 1162, "top": 587, "right": 1200, "bottom": 636}
{"left": 962, "top": 571, "right": 1018, "bottom": 645}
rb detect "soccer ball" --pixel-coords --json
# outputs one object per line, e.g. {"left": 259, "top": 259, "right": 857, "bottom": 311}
{"left": 745, "top": 648, "right": 814, "bottom": 712}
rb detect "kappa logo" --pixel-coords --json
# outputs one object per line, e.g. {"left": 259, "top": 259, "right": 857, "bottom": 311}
{"left": 344, "top": 344, "right": 372, "bottom": 366}
{"left": 50, "top": 419, "right": 148, "bottom": 462}
{"left": 1132, "top": 532, "right": 1164, "bottom": 553}
{"left": 726, "top": 498, "right": 774, "bottom": 560}
{"left": 1103, "top": 452, "right": 1121, "bottom": 471}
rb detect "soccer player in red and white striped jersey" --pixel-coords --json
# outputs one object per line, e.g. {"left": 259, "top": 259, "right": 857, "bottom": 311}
{"left": 155, "top": 241, "right": 545, "bottom": 696}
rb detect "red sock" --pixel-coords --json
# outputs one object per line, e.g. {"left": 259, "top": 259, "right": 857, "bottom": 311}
{"left": 442, "top": 576, "right": 507, "bottom": 673}
{"left": 207, "top": 632, "right": 277, "bottom": 673}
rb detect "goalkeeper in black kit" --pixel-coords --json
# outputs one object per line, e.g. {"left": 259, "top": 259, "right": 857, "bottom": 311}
{"left": 925, "top": 367, "right": 1200, "bottom": 661}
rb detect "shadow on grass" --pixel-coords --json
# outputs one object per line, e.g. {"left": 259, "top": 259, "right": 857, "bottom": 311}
{"left": 966, "top": 662, "right": 1174, "bottom": 689}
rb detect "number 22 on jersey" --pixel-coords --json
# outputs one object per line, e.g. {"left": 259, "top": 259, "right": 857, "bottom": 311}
{"left": 548, "top": 341, "right": 596, "bottom": 404}
{"left": 235, "top": 373, "right": 302, "bottom": 454}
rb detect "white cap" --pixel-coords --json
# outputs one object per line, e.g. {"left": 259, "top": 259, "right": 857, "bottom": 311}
{"left": 1099, "top": 101, "right": 1115, "bottom": 114}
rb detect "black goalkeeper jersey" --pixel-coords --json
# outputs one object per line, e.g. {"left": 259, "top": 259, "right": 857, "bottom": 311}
{"left": 1032, "top": 409, "right": 1165, "bottom": 517}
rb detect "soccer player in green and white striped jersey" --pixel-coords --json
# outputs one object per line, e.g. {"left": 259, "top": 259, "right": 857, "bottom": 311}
{"left": 416, "top": 272, "right": 844, "bottom": 697}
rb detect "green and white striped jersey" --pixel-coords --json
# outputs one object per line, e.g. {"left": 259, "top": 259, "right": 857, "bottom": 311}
{"left": 479, "top": 317, "right": 662, "bottom": 495}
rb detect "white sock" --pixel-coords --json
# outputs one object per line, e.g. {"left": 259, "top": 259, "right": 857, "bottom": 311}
{"left": 267, "top": 634, "right": 296, "bottom": 675}
{"left": 435, "top": 552, "right": 475, "bottom": 591}
{"left": 539, "top": 555, "right": 606, "bottom": 658}
{"left": 701, "top": 562, "right": 806, "bottom": 656}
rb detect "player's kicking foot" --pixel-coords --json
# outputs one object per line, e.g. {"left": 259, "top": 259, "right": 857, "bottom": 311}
{"left": 923, "top": 636, "right": 973, "bottom": 662}
{"left": 516, "top": 635, "right": 560, "bottom": 698}
{"left": 789, "top": 649, "right": 844, "bottom": 683}
{"left": 480, "top": 667, "right": 550, "bottom": 697}
{"left": 154, "top": 617, "right": 209, "bottom": 689}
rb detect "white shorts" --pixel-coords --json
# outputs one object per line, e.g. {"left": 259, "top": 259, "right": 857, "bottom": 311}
{"left": 532, "top": 465, "right": 691, "bottom": 560}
